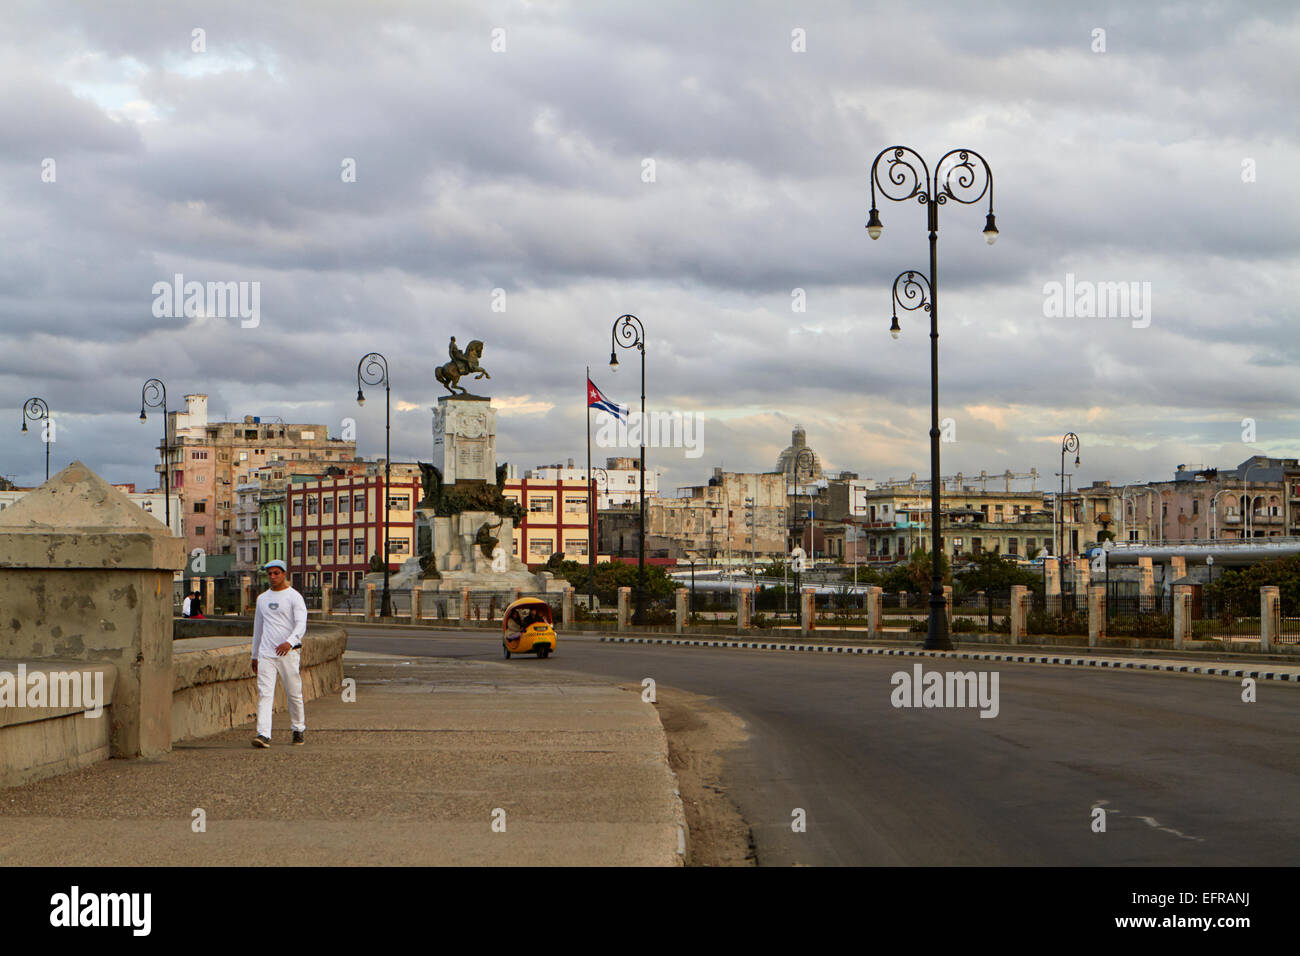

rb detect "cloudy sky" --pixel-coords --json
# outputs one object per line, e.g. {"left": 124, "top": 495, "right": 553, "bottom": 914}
{"left": 2, "top": 0, "right": 1297, "bottom": 495}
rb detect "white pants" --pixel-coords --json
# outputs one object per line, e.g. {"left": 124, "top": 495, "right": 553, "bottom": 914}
{"left": 256, "top": 650, "right": 305, "bottom": 738}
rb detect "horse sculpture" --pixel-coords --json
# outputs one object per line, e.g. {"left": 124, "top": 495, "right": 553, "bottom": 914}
{"left": 436, "top": 338, "right": 491, "bottom": 396}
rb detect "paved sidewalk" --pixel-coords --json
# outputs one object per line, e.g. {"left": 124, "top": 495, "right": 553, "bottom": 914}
{"left": 0, "top": 652, "right": 685, "bottom": 866}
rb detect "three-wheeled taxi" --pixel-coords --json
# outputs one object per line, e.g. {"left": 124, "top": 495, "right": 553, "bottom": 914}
{"left": 502, "top": 597, "right": 556, "bottom": 659}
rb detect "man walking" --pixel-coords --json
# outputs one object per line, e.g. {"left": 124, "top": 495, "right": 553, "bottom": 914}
{"left": 251, "top": 560, "right": 307, "bottom": 748}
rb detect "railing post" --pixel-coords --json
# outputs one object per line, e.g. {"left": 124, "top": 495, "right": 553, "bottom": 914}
{"left": 411, "top": 587, "right": 422, "bottom": 625}
{"left": 800, "top": 587, "right": 815, "bottom": 637}
{"left": 1261, "top": 586, "right": 1280, "bottom": 652}
{"left": 1010, "top": 585, "right": 1028, "bottom": 644}
{"left": 737, "top": 588, "right": 752, "bottom": 632}
{"left": 866, "top": 585, "right": 883, "bottom": 641}
{"left": 1172, "top": 584, "right": 1192, "bottom": 648}
{"left": 460, "top": 587, "right": 471, "bottom": 626}
{"left": 364, "top": 582, "right": 376, "bottom": 622}
{"left": 1044, "top": 558, "right": 1061, "bottom": 615}
{"left": 321, "top": 583, "right": 332, "bottom": 622}
{"left": 675, "top": 587, "right": 687, "bottom": 634}
{"left": 241, "top": 574, "right": 252, "bottom": 615}
{"left": 562, "top": 586, "right": 574, "bottom": 627}
{"left": 617, "top": 586, "right": 631, "bottom": 632}
{"left": 1088, "top": 584, "right": 1106, "bottom": 648}
{"left": 204, "top": 577, "right": 216, "bottom": 617}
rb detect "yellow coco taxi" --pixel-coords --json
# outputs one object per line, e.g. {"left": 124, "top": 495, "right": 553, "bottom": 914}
{"left": 502, "top": 597, "right": 556, "bottom": 659}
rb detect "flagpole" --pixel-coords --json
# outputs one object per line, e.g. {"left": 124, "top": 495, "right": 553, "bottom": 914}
{"left": 587, "top": 366, "right": 595, "bottom": 616}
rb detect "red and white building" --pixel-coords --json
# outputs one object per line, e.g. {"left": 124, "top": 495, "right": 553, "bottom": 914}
{"left": 286, "top": 473, "right": 420, "bottom": 590}
{"left": 504, "top": 476, "right": 599, "bottom": 566}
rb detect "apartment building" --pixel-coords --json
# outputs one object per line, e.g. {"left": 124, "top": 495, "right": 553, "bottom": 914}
{"left": 285, "top": 473, "right": 419, "bottom": 591}
{"left": 526, "top": 456, "right": 658, "bottom": 508}
{"left": 504, "top": 475, "right": 595, "bottom": 566}
{"left": 160, "top": 394, "right": 357, "bottom": 560}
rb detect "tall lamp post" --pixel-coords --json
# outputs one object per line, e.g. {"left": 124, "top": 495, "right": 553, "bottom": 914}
{"left": 869, "top": 145, "right": 998, "bottom": 651}
{"left": 356, "top": 352, "right": 392, "bottom": 618}
{"left": 1058, "top": 432, "right": 1080, "bottom": 561}
{"left": 139, "top": 379, "right": 171, "bottom": 528}
{"left": 787, "top": 447, "right": 816, "bottom": 559}
{"left": 609, "top": 314, "right": 646, "bottom": 624}
{"left": 20, "top": 397, "right": 51, "bottom": 481}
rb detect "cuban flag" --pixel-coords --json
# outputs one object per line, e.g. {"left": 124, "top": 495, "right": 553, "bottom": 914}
{"left": 587, "top": 377, "right": 627, "bottom": 420}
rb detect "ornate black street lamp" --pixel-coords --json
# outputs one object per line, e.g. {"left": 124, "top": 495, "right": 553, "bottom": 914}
{"left": 609, "top": 314, "right": 646, "bottom": 624}
{"left": 139, "top": 379, "right": 171, "bottom": 527}
{"left": 356, "top": 352, "right": 392, "bottom": 617}
{"left": 1058, "top": 432, "right": 1080, "bottom": 561}
{"left": 869, "top": 145, "right": 998, "bottom": 651}
{"left": 20, "top": 397, "right": 51, "bottom": 481}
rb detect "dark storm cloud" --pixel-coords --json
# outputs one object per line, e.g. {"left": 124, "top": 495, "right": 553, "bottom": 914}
{"left": 0, "top": 0, "right": 1296, "bottom": 491}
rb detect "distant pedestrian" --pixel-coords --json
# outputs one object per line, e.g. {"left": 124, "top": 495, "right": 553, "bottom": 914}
{"left": 190, "top": 590, "right": 205, "bottom": 620}
{"left": 181, "top": 592, "right": 193, "bottom": 617}
{"left": 251, "top": 560, "right": 307, "bottom": 748}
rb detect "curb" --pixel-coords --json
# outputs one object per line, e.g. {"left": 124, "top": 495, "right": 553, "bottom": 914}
{"left": 597, "top": 636, "right": 1300, "bottom": 683}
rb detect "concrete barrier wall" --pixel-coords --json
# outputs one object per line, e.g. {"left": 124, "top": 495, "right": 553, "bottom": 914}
{"left": 171, "top": 624, "right": 347, "bottom": 743}
{"left": 0, "top": 662, "right": 118, "bottom": 788}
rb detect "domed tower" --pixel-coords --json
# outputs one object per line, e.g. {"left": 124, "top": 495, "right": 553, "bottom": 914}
{"left": 775, "top": 426, "right": 823, "bottom": 481}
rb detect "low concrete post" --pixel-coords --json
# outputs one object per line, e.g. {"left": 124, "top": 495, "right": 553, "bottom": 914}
{"left": 204, "top": 577, "right": 216, "bottom": 617}
{"left": 321, "top": 583, "right": 332, "bottom": 621}
{"left": 942, "top": 585, "right": 953, "bottom": 627}
{"left": 617, "top": 587, "right": 631, "bottom": 632}
{"left": 1260, "top": 586, "right": 1280, "bottom": 652}
{"left": 1044, "top": 558, "right": 1061, "bottom": 614}
{"left": 460, "top": 587, "right": 471, "bottom": 625}
{"left": 0, "top": 462, "right": 186, "bottom": 758}
{"left": 866, "top": 586, "right": 883, "bottom": 640}
{"left": 737, "top": 589, "right": 752, "bottom": 632}
{"left": 411, "top": 587, "right": 422, "bottom": 624}
{"left": 364, "top": 582, "right": 377, "bottom": 622}
{"left": 1172, "top": 584, "right": 1192, "bottom": 649}
{"left": 1088, "top": 585, "right": 1106, "bottom": 648}
{"left": 1009, "top": 585, "right": 1028, "bottom": 644}
{"left": 241, "top": 575, "right": 252, "bottom": 615}
{"left": 800, "top": 587, "right": 815, "bottom": 637}
{"left": 1170, "top": 555, "right": 1187, "bottom": 582}
{"left": 562, "top": 587, "right": 574, "bottom": 627}
{"left": 1138, "top": 556, "right": 1155, "bottom": 613}
{"left": 512, "top": 588, "right": 522, "bottom": 603}
{"left": 675, "top": 588, "right": 687, "bottom": 634}
{"left": 1075, "top": 561, "right": 1090, "bottom": 594}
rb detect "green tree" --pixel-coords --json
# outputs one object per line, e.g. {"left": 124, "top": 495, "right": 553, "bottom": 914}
{"left": 881, "top": 548, "right": 950, "bottom": 594}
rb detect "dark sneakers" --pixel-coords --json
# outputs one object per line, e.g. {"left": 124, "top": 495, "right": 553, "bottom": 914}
{"left": 252, "top": 735, "right": 271, "bottom": 748}
{"left": 292, "top": 730, "right": 305, "bottom": 746}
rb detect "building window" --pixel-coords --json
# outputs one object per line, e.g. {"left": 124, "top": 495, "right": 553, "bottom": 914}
{"left": 1008, "top": 538, "right": 1019, "bottom": 556}
{"left": 293, "top": 541, "right": 303, "bottom": 558}
{"left": 292, "top": 500, "right": 303, "bottom": 517}
{"left": 388, "top": 538, "right": 409, "bottom": 555}
{"left": 323, "top": 497, "right": 333, "bottom": 514}
{"left": 222, "top": 520, "right": 230, "bottom": 534}
{"left": 307, "top": 497, "right": 318, "bottom": 515}
{"left": 529, "top": 539, "right": 554, "bottom": 558}
{"left": 354, "top": 538, "right": 365, "bottom": 555}
{"left": 354, "top": 493, "right": 366, "bottom": 512}
{"left": 530, "top": 497, "right": 554, "bottom": 514}
{"left": 564, "top": 496, "right": 587, "bottom": 513}
{"left": 323, "top": 539, "right": 334, "bottom": 556}
{"left": 387, "top": 494, "right": 410, "bottom": 511}
{"left": 307, "top": 540, "right": 318, "bottom": 557}
{"left": 338, "top": 495, "right": 349, "bottom": 514}
{"left": 193, "top": 501, "right": 206, "bottom": 513}
{"left": 195, "top": 525, "right": 206, "bottom": 536}
{"left": 323, "top": 572, "right": 333, "bottom": 586}
{"left": 1192, "top": 499, "right": 1200, "bottom": 515}
{"left": 565, "top": 538, "right": 589, "bottom": 555}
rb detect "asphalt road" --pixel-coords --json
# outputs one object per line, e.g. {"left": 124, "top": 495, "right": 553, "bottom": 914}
{"left": 346, "top": 626, "right": 1299, "bottom": 866}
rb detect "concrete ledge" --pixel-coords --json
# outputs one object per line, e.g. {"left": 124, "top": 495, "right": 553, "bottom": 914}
{"left": 0, "top": 660, "right": 118, "bottom": 788}
{"left": 171, "top": 625, "right": 347, "bottom": 743}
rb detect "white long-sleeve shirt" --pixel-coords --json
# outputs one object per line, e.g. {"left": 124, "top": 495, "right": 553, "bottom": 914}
{"left": 252, "top": 586, "right": 308, "bottom": 659}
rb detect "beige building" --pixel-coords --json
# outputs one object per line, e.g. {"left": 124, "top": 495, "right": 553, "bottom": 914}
{"left": 598, "top": 468, "right": 786, "bottom": 563}
{"left": 159, "top": 394, "right": 357, "bottom": 560}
